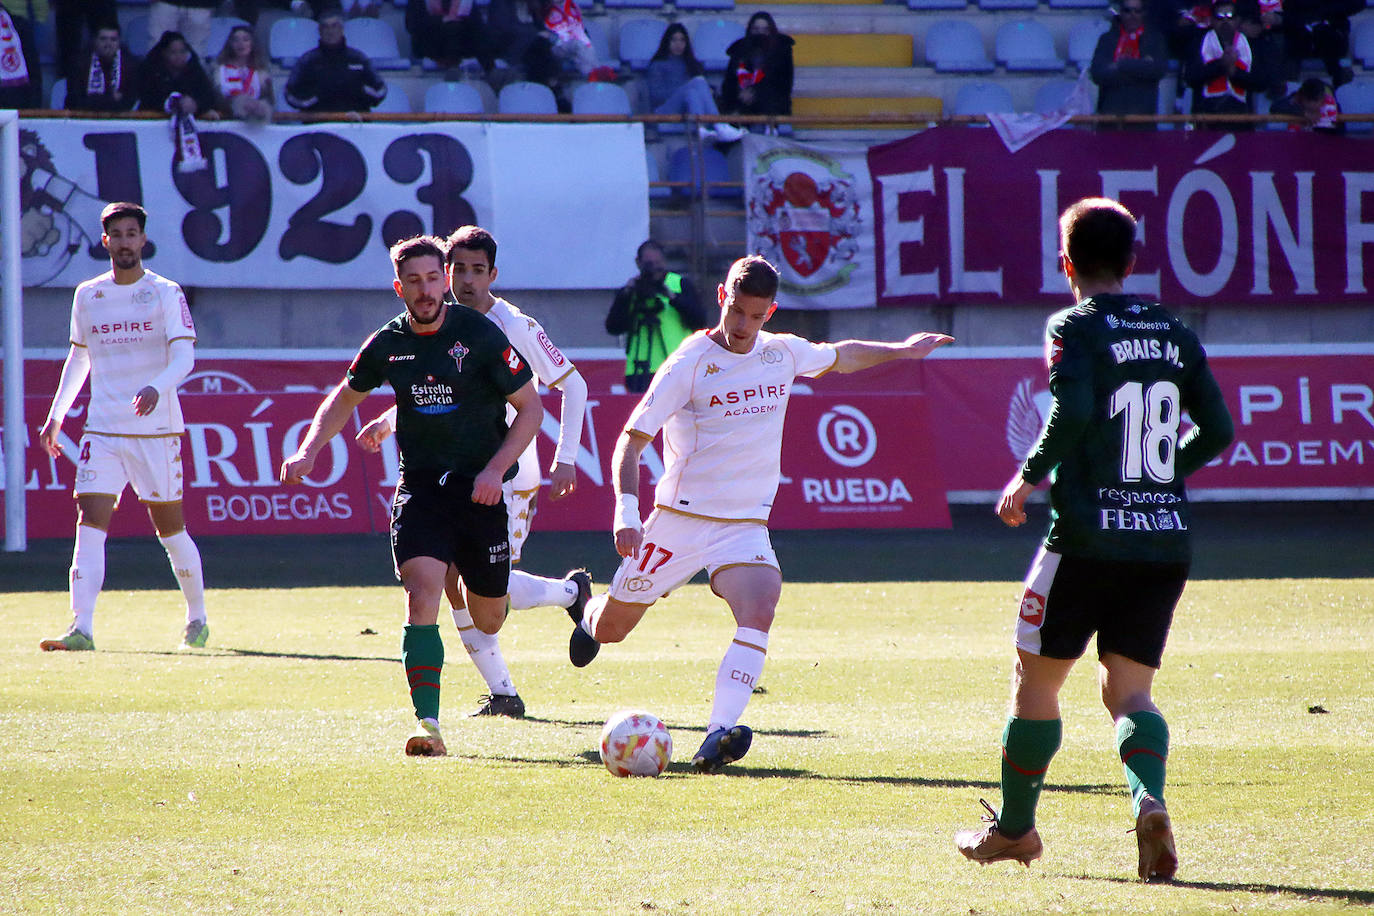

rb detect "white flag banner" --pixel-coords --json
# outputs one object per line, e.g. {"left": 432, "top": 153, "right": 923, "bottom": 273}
{"left": 743, "top": 134, "right": 875, "bottom": 310}
{"left": 987, "top": 69, "right": 1094, "bottom": 154}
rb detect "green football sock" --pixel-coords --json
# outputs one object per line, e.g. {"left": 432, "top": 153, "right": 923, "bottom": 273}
{"left": 1117, "top": 711, "right": 1169, "bottom": 815}
{"left": 402, "top": 624, "right": 444, "bottom": 723}
{"left": 998, "top": 716, "right": 1063, "bottom": 837}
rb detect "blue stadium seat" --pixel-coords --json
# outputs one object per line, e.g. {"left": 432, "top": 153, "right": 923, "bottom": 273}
{"left": 1335, "top": 78, "right": 1374, "bottom": 133}
{"left": 647, "top": 149, "right": 672, "bottom": 201}
{"left": 498, "top": 80, "right": 559, "bottom": 114}
{"left": 996, "top": 20, "right": 1065, "bottom": 71}
{"left": 125, "top": 13, "right": 154, "bottom": 57}
{"left": 371, "top": 88, "right": 412, "bottom": 112}
{"left": 667, "top": 145, "right": 739, "bottom": 201}
{"left": 344, "top": 18, "right": 409, "bottom": 69}
{"left": 978, "top": 0, "right": 1038, "bottom": 11}
{"left": 692, "top": 18, "right": 738, "bottom": 71}
{"left": 50, "top": 76, "right": 66, "bottom": 108}
{"left": 1033, "top": 77, "right": 1080, "bottom": 113}
{"left": 571, "top": 81, "right": 632, "bottom": 115}
{"left": 619, "top": 18, "right": 666, "bottom": 70}
{"left": 676, "top": 0, "right": 735, "bottom": 10}
{"left": 604, "top": 0, "right": 664, "bottom": 10}
{"left": 1067, "top": 16, "right": 1110, "bottom": 69}
{"left": 1047, "top": 0, "right": 1108, "bottom": 9}
{"left": 953, "top": 80, "right": 1016, "bottom": 116}
{"left": 423, "top": 81, "right": 486, "bottom": 113}
{"left": 269, "top": 16, "right": 318, "bottom": 67}
{"left": 1351, "top": 17, "right": 1374, "bottom": 67}
{"left": 205, "top": 16, "right": 251, "bottom": 59}
{"left": 924, "top": 20, "right": 994, "bottom": 73}
{"left": 908, "top": 0, "right": 968, "bottom": 9}
{"left": 583, "top": 17, "right": 612, "bottom": 64}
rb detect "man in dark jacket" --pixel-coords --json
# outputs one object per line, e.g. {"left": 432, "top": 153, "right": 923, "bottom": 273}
{"left": 65, "top": 22, "right": 138, "bottom": 112}
{"left": 1091, "top": 0, "right": 1169, "bottom": 120}
{"left": 605, "top": 239, "right": 708, "bottom": 393}
{"left": 285, "top": 9, "right": 388, "bottom": 112}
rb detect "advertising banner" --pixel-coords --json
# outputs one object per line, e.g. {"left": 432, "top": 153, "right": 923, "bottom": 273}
{"left": 13, "top": 120, "right": 647, "bottom": 290}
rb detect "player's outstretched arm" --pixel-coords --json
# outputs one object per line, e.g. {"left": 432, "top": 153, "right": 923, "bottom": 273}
{"left": 473, "top": 380, "right": 544, "bottom": 505}
{"left": 548, "top": 369, "right": 588, "bottom": 499}
{"left": 611, "top": 431, "right": 651, "bottom": 558}
{"left": 281, "top": 381, "right": 369, "bottom": 484}
{"left": 355, "top": 404, "right": 398, "bottom": 453}
{"left": 831, "top": 332, "right": 954, "bottom": 374}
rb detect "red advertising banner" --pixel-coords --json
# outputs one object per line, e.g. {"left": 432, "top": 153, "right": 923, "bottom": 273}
{"left": 867, "top": 126, "right": 1374, "bottom": 308}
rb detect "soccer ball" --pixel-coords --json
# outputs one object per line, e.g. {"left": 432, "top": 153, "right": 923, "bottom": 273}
{"left": 599, "top": 710, "right": 672, "bottom": 777}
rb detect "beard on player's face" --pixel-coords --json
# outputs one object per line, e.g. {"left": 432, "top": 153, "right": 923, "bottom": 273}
{"left": 111, "top": 248, "right": 140, "bottom": 270}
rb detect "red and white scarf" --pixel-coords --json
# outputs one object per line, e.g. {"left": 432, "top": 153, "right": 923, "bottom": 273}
{"left": 1201, "top": 30, "right": 1252, "bottom": 102}
{"left": 735, "top": 64, "right": 763, "bottom": 90}
{"left": 0, "top": 8, "right": 31, "bottom": 88}
{"left": 215, "top": 63, "right": 262, "bottom": 99}
{"left": 86, "top": 49, "right": 122, "bottom": 97}
{"left": 1114, "top": 26, "right": 1143, "bottom": 60}
{"left": 166, "top": 93, "right": 207, "bottom": 173}
{"left": 544, "top": 0, "right": 590, "bottom": 47}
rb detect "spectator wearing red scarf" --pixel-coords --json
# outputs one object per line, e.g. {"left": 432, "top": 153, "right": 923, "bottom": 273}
{"left": 1091, "top": 0, "right": 1169, "bottom": 119}
{"left": 720, "top": 11, "right": 794, "bottom": 123}
{"left": 1186, "top": 0, "right": 1264, "bottom": 127}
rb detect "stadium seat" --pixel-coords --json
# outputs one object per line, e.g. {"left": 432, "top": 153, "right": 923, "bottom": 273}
{"left": 978, "top": 0, "right": 1038, "bottom": 11}
{"left": 1335, "top": 78, "right": 1374, "bottom": 133}
{"left": 571, "top": 81, "right": 632, "bottom": 114}
{"left": 647, "top": 149, "right": 672, "bottom": 201}
{"left": 50, "top": 76, "right": 66, "bottom": 108}
{"left": 667, "top": 145, "right": 740, "bottom": 201}
{"left": 1033, "top": 76, "right": 1080, "bottom": 113}
{"left": 924, "top": 20, "right": 994, "bottom": 73}
{"left": 205, "top": 16, "right": 251, "bottom": 59}
{"left": 604, "top": 0, "right": 663, "bottom": 10}
{"left": 498, "top": 80, "right": 559, "bottom": 114}
{"left": 1351, "top": 17, "right": 1374, "bottom": 67}
{"left": 125, "top": 13, "right": 154, "bottom": 57}
{"left": 952, "top": 80, "right": 1016, "bottom": 116}
{"left": 692, "top": 18, "right": 739, "bottom": 71}
{"left": 269, "top": 16, "right": 319, "bottom": 67}
{"left": 344, "top": 18, "right": 409, "bottom": 69}
{"left": 583, "top": 17, "right": 612, "bottom": 64}
{"left": 908, "top": 0, "right": 968, "bottom": 10}
{"left": 371, "top": 88, "right": 412, "bottom": 113}
{"left": 423, "top": 80, "right": 486, "bottom": 113}
{"left": 619, "top": 18, "right": 666, "bottom": 70}
{"left": 676, "top": 0, "right": 735, "bottom": 10}
{"left": 1067, "top": 16, "right": 1110, "bottom": 69}
{"left": 996, "top": 20, "right": 1066, "bottom": 72}
{"left": 1047, "top": 0, "right": 1108, "bottom": 9}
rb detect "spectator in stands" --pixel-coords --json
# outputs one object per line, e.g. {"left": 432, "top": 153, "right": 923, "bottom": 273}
{"left": 285, "top": 9, "right": 388, "bottom": 112}
{"left": 66, "top": 22, "right": 138, "bottom": 112}
{"left": 721, "top": 11, "right": 795, "bottom": 125}
{"left": 1271, "top": 75, "right": 1343, "bottom": 131}
{"left": 605, "top": 239, "right": 709, "bottom": 394}
{"left": 1282, "top": 0, "right": 1360, "bottom": 88}
{"left": 211, "top": 24, "right": 274, "bottom": 120}
{"left": 148, "top": 1, "right": 219, "bottom": 60}
{"left": 1186, "top": 0, "right": 1263, "bottom": 126}
{"left": 1236, "top": 0, "right": 1286, "bottom": 100}
{"left": 54, "top": 0, "right": 118, "bottom": 84}
{"left": 646, "top": 23, "right": 744, "bottom": 142}
{"left": 538, "top": 0, "right": 608, "bottom": 80}
{"left": 0, "top": 1, "right": 43, "bottom": 110}
{"left": 138, "top": 29, "right": 221, "bottom": 119}
{"left": 406, "top": 0, "right": 497, "bottom": 74}
{"left": 1091, "top": 0, "right": 1170, "bottom": 120}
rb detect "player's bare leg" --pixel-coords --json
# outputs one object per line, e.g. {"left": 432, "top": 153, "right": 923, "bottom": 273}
{"left": 148, "top": 500, "right": 208, "bottom": 649}
{"left": 692, "top": 565, "right": 779, "bottom": 773}
{"left": 40, "top": 495, "right": 116, "bottom": 651}
{"left": 568, "top": 594, "right": 650, "bottom": 667}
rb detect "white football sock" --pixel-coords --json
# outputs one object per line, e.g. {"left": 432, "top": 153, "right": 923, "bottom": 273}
{"left": 708, "top": 627, "right": 770, "bottom": 733}
{"left": 508, "top": 569, "right": 576, "bottom": 610}
{"left": 578, "top": 594, "right": 607, "bottom": 639}
{"left": 158, "top": 530, "right": 206, "bottom": 624}
{"left": 451, "top": 602, "right": 517, "bottom": 696}
{"left": 70, "top": 525, "right": 106, "bottom": 635}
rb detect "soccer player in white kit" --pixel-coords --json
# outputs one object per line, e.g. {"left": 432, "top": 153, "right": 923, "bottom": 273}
{"left": 356, "top": 226, "right": 592, "bottom": 718}
{"left": 37, "top": 202, "right": 209, "bottom": 652}
{"left": 568, "top": 255, "right": 954, "bottom": 772}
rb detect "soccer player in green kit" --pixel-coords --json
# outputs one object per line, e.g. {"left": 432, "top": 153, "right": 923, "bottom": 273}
{"left": 954, "top": 198, "right": 1234, "bottom": 881}
{"left": 281, "top": 235, "right": 541, "bottom": 756}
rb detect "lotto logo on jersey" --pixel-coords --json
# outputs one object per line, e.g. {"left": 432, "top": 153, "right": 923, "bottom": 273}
{"left": 1019, "top": 590, "right": 1045, "bottom": 626}
{"left": 536, "top": 331, "right": 565, "bottom": 367}
{"left": 503, "top": 347, "right": 524, "bottom": 375}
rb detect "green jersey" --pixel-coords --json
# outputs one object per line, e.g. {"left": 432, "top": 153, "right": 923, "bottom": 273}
{"left": 1021, "top": 294, "right": 1234, "bottom": 563}
{"left": 347, "top": 304, "right": 533, "bottom": 477}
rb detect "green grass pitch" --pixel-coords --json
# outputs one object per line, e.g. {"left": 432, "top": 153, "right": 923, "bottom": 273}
{"left": 2, "top": 565, "right": 1371, "bottom": 914}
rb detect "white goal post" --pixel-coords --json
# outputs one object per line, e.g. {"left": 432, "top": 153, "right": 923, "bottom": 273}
{"left": 2, "top": 110, "right": 26, "bottom": 551}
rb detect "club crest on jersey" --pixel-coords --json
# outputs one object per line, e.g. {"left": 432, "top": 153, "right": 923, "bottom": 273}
{"left": 760, "top": 347, "right": 783, "bottom": 365}
{"left": 132, "top": 288, "right": 154, "bottom": 304}
{"left": 449, "top": 341, "right": 469, "bottom": 371}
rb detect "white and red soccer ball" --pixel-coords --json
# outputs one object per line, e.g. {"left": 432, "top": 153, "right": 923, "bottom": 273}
{"left": 599, "top": 710, "right": 672, "bottom": 777}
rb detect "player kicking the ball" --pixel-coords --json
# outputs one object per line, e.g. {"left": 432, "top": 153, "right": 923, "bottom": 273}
{"left": 356, "top": 226, "right": 592, "bottom": 719}
{"left": 567, "top": 255, "right": 952, "bottom": 773}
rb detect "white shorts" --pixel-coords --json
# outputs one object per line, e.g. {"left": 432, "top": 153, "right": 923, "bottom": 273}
{"left": 74, "top": 434, "right": 184, "bottom": 505}
{"left": 503, "top": 479, "right": 538, "bottom": 564}
{"left": 606, "top": 509, "right": 779, "bottom": 605}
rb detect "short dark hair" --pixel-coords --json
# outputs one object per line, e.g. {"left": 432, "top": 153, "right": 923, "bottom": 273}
{"left": 1059, "top": 197, "right": 1136, "bottom": 282}
{"left": 726, "top": 255, "right": 779, "bottom": 300}
{"left": 100, "top": 201, "right": 146, "bottom": 232}
{"left": 446, "top": 225, "right": 497, "bottom": 270}
{"left": 390, "top": 235, "right": 447, "bottom": 275}
{"left": 1296, "top": 78, "right": 1329, "bottom": 103}
{"left": 636, "top": 239, "right": 664, "bottom": 261}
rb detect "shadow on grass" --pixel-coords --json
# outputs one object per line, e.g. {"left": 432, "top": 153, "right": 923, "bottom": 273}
{"left": 1083, "top": 873, "right": 1374, "bottom": 905}
{"left": 221, "top": 647, "right": 399, "bottom": 663}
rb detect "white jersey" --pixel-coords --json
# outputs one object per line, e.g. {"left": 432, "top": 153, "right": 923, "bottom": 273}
{"left": 484, "top": 296, "right": 576, "bottom": 483}
{"left": 70, "top": 269, "right": 196, "bottom": 436}
{"left": 627, "top": 329, "right": 836, "bottom": 523}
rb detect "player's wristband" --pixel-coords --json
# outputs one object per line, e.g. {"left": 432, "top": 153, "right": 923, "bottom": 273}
{"left": 614, "top": 494, "right": 641, "bottom": 533}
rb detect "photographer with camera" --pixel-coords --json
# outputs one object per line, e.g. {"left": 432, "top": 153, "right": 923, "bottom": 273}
{"left": 605, "top": 239, "right": 709, "bottom": 393}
